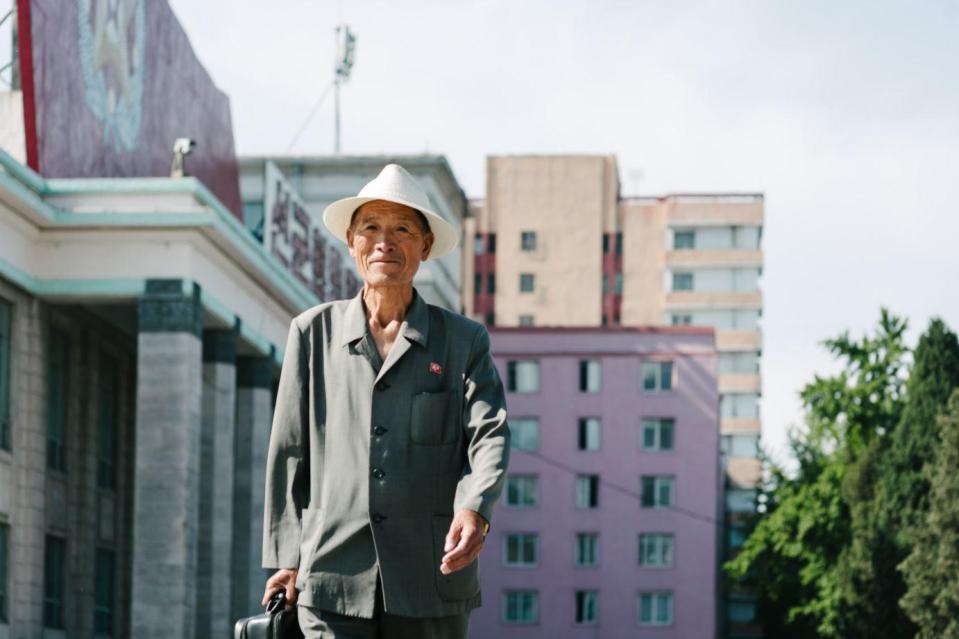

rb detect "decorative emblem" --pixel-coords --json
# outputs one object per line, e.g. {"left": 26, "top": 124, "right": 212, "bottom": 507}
{"left": 77, "top": 0, "right": 147, "bottom": 152}
{"left": 429, "top": 362, "right": 443, "bottom": 376}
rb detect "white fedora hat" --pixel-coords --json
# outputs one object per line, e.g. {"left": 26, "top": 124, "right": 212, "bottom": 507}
{"left": 322, "top": 163, "right": 458, "bottom": 259}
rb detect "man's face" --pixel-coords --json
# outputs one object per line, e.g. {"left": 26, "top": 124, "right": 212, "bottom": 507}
{"left": 347, "top": 200, "right": 434, "bottom": 289}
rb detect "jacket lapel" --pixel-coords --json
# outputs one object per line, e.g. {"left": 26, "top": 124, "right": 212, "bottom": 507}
{"left": 373, "top": 288, "right": 430, "bottom": 384}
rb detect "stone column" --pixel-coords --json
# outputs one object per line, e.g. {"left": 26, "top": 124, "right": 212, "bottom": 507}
{"left": 196, "top": 327, "right": 237, "bottom": 638}
{"left": 130, "top": 280, "right": 203, "bottom": 639}
{"left": 232, "top": 355, "right": 274, "bottom": 620}
{"left": 9, "top": 297, "right": 46, "bottom": 639}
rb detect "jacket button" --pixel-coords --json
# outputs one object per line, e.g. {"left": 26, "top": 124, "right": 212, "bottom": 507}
{"left": 373, "top": 426, "right": 388, "bottom": 436}
{"left": 376, "top": 382, "right": 390, "bottom": 391}
{"left": 372, "top": 513, "right": 386, "bottom": 523}
{"left": 372, "top": 468, "right": 385, "bottom": 479}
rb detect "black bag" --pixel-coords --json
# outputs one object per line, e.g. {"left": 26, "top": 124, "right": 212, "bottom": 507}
{"left": 234, "top": 590, "right": 304, "bottom": 639}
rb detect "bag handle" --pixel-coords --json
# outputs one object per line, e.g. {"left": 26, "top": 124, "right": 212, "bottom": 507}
{"left": 265, "top": 590, "right": 287, "bottom": 614}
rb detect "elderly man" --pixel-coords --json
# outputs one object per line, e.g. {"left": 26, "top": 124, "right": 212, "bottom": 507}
{"left": 260, "top": 163, "right": 510, "bottom": 638}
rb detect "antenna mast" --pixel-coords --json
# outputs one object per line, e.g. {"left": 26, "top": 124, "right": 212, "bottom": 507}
{"left": 333, "top": 25, "right": 356, "bottom": 154}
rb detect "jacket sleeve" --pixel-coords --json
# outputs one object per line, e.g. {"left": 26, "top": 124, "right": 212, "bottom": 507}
{"left": 262, "top": 317, "right": 310, "bottom": 569}
{"left": 454, "top": 323, "right": 510, "bottom": 526}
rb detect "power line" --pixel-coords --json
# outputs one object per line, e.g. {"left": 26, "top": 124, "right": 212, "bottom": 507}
{"left": 517, "top": 448, "right": 726, "bottom": 528}
{"left": 285, "top": 79, "right": 336, "bottom": 153}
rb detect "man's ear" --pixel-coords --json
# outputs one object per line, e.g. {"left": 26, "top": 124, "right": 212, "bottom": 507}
{"left": 422, "top": 233, "right": 434, "bottom": 261}
{"left": 346, "top": 228, "right": 356, "bottom": 258}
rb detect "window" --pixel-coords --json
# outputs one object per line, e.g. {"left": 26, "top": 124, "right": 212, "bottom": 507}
{"left": 615, "top": 232, "right": 623, "bottom": 254}
{"left": 722, "top": 433, "right": 759, "bottom": 458}
{"left": 507, "top": 360, "right": 540, "bottom": 393}
{"left": 474, "top": 233, "right": 485, "bottom": 256}
{"left": 641, "top": 476, "right": 674, "bottom": 508}
{"left": 641, "top": 419, "right": 674, "bottom": 451}
{"left": 614, "top": 273, "right": 623, "bottom": 295}
{"left": 519, "top": 273, "right": 535, "bottom": 293}
{"left": 727, "top": 595, "right": 757, "bottom": 623}
{"left": 726, "top": 488, "right": 757, "bottom": 513}
{"left": 47, "top": 327, "right": 69, "bottom": 471}
{"left": 0, "top": 300, "right": 10, "bottom": 451}
{"left": 721, "top": 393, "right": 760, "bottom": 419}
{"left": 578, "top": 360, "right": 601, "bottom": 392}
{"left": 98, "top": 352, "right": 118, "bottom": 489}
{"left": 242, "top": 201, "right": 265, "bottom": 242}
{"left": 509, "top": 418, "right": 539, "bottom": 451}
{"left": 578, "top": 418, "right": 601, "bottom": 451}
{"left": 670, "top": 313, "right": 692, "bottom": 326}
{"left": 44, "top": 535, "right": 65, "bottom": 628}
{"left": 575, "top": 533, "right": 599, "bottom": 567}
{"left": 518, "top": 315, "right": 534, "bottom": 327}
{"left": 0, "top": 523, "right": 7, "bottom": 623}
{"left": 575, "top": 591, "right": 598, "bottom": 625}
{"left": 487, "top": 273, "right": 496, "bottom": 294}
{"left": 94, "top": 548, "right": 115, "bottom": 634}
{"left": 672, "top": 272, "right": 693, "bottom": 291}
{"left": 488, "top": 233, "right": 497, "bottom": 254}
{"left": 505, "top": 475, "right": 538, "bottom": 508}
{"left": 521, "top": 231, "right": 537, "bottom": 251}
{"left": 504, "top": 534, "right": 538, "bottom": 566}
{"left": 473, "top": 273, "right": 481, "bottom": 295}
{"left": 727, "top": 521, "right": 748, "bottom": 548}
{"left": 602, "top": 273, "right": 609, "bottom": 294}
{"left": 641, "top": 361, "right": 673, "bottom": 392}
{"left": 503, "top": 591, "right": 538, "bottom": 624}
{"left": 485, "top": 312, "right": 495, "bottom": 326}
{"left": 576, "top": 475, "right": 599, "bottom": 508}
{"left": 638, "top": 592, "right": 673, "bottom": 626}
{"left": 639, "top": 533, "right": 674, "bottom": 567}
{"left": 719, "top": 351, "right": 761, "bottom": 375}
{"left": 602, "top": 234, "right": 609, "bottom": 254}
{"left": 674, "top": 230, "right": 695, "bottom": 249}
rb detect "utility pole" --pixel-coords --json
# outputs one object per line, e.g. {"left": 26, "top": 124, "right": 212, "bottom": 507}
{"left": 333, "top": 25, "right": 356, "bottom": 155}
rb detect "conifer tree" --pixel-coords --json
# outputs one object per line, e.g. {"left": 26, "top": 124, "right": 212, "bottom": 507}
{"left": 899, "top": 390, "right": 959, "bottom": 638}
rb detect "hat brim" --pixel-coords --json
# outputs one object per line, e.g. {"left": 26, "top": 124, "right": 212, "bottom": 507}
{"left": 322, "top": 195, "right": 458, "bottom": 259}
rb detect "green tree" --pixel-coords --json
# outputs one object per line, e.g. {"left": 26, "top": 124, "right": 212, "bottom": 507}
{"left": 882, "top": 318, "right": 959, "bottom": 534}
{"left": 899, "top": 389, "right": 959, "bottom": 637}
{"left": 726, "top": 309, "right": 908, "bottom": 637}
{"left": 839, "top": 318, "right": 959, "bottom": 638}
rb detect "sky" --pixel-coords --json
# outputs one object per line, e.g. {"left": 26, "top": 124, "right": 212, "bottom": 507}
{"left": 5, "top": 0, "right": 959, "bottom": 466}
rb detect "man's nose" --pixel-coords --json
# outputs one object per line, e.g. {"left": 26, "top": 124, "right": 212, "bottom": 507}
{"left": 373, "top": 230, "right": 399, "bottom": 250}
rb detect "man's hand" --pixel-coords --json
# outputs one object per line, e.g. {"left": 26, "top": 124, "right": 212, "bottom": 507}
{"left": 440, "top": 509, "right": 488, "bottom": 575}
{"left": 262, "top": 568, "right": 298, "bottom": 609}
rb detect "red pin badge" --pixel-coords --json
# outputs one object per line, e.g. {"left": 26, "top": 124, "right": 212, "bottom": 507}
{"left": 429, "top": 361, "right": 443, "bottom": 375}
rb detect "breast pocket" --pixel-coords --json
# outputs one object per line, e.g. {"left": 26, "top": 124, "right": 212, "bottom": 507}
{"left": 410, "top": 390, "right": 457, "bottom": 445}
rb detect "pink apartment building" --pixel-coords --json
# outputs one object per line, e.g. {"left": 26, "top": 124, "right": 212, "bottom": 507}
{"left": 471, "top": 326, "right": 721, "bottom": 639}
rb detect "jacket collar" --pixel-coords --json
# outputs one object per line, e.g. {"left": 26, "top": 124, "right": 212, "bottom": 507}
{"left": 340, "top": 286, "right": 429, "bottom": 348}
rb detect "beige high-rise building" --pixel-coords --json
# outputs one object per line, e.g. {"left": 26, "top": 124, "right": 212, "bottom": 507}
{"left": 463, "top": 154, "right": 764, "bottom": 636}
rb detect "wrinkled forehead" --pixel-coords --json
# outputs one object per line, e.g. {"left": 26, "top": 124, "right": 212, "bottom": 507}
{"left": 351, "top": 200, "right": 431, "bottom": 233}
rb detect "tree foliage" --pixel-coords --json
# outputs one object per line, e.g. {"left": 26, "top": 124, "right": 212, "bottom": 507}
{"left": 899, "top": 390, "right": 959, "bottom": 638}
{"left": 839, "top": 318, "right": 959, "bottom": 637}
{"left": 726, "top": 309, "right": 908, "bottom": 637}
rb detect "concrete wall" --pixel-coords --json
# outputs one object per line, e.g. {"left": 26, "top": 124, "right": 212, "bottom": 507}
{"left": 484, "top": 156, "right": 618, "bottom": 327}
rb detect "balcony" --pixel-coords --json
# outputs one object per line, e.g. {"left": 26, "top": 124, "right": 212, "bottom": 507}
{"left": 666, "top": 249, "right": 763, "bottom": 268}
{"left": 665, "top": 291, "right": 763, "bottom": 309}
{"left": 720, "top": 373, "right": 762, "bottom": 394}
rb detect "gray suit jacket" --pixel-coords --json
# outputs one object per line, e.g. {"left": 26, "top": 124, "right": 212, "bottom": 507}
{"left": 262, "top": 287, "right": 510, "bottom": 618}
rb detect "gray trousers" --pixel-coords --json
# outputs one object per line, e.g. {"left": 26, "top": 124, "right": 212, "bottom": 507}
{"left": 296, "top": 574, "right": 470, "bottom": 638}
